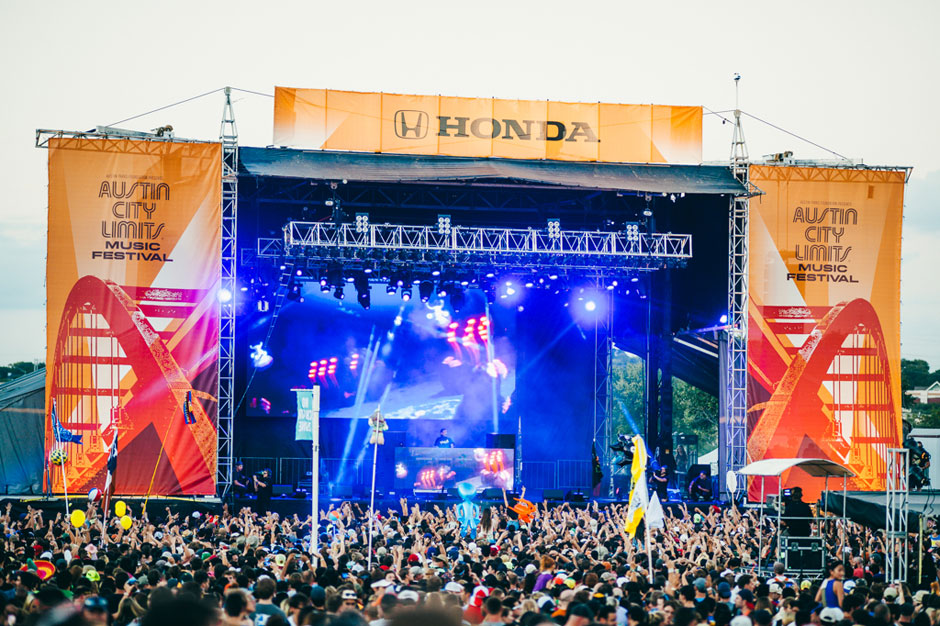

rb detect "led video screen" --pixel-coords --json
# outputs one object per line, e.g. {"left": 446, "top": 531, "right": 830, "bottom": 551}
{"left": 246, "top": 284, "right": 516, "bottom": 424}
{"left": 394, "top": 447, "right": 514, "bottom": 492}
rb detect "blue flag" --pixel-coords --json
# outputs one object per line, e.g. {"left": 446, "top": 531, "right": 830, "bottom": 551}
{"left": 51, "top": 400, "right": 82, "bottom": 445}
{"left": 183, "top": 391, "right": 197, "bottom": 425}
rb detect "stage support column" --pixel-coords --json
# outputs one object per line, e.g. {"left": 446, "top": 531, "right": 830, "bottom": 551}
{"left": 659, "top": 270, "right": 674, "bottom": 457}
{"left": 645, "top": 274, "right": 660, "bottom": 453}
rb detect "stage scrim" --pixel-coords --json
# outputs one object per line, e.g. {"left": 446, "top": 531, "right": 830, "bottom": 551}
{"left": 746, "top": 165, "right": 905, "bottom": 499}
{"left": 273, "top": 87, "right": 702, "bottom": 164}
{"left": 45, "top": 138, "right": 221, "bottom": 495}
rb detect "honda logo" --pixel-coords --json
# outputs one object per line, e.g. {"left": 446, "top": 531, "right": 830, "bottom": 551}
{"left": 394, "top": 110, "right": 429, "bottom": 139}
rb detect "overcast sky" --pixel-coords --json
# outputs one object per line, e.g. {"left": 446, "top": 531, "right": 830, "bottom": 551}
{"left": 1, "top": 0, "right": 938, "bottom": 366}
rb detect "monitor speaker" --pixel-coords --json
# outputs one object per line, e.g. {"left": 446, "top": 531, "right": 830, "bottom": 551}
{"left": 273, "top": 484, "right": 292, "bottom": 497}
{"left": 486, "top": 434, "right": 516, "bottom": 449}
{"left": 565, "top": 490, "right": 586, "bottom": 503}
{"left": 544, "top": 489, "right": 565, "bottom": 501}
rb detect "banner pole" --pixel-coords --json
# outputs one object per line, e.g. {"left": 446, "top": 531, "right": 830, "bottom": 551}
{"left": 59, "top": 445, "right": 70, "bottom": 518}
{"left": 644, "top": 515, "right": 653, "bottom": 583}
{"left": 311, "top": 433, "right": 317, "bottom": 556}
{"left": 367, "top": 440, "right": 378, "bottom": 569}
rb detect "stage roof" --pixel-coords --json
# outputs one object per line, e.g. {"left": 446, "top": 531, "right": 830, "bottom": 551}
{"left": 739, "top": 458, "right": 855, "bottom": 479}
{"left": 240, "top": 147, "right": 746, "bottom": 195}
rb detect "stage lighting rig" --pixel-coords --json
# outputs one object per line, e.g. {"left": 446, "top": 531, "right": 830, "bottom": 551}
{"left": 355, "top": 212, "right": 369, "bottom": 234}
{"left": 437, "top": 214, "right": 452, "bottom": 235}
{"left": 547, "top": 218, "right": 561, "bottom": 240}
{"left": 418, "top": 280, "right": 433, "bottom": 303}
{"left": 610, "top": 434, "right": 635, "bottom": 468}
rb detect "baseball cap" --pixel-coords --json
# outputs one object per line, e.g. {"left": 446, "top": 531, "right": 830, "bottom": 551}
{"left": 444, "top": 581, "right": 463, "bottom": 594}
{"left": 693, "top": 577, "right": 707, "bottom": 592}
{"left": 717, "top": 582, "right": 732, "bottom": 599}
{"left": 341, "top": 589, "right": 357, "bottom": 601}
{"left": 730, "top": 616, "right": 752, "bottom": 626}
{"left": 819, "top": 607, "right": 844, "bottom": 623}
{"left": 398, "top": 589, "right": 419, "bottom": 603}
{"left": 884, "top": 587, "right": 899, "bottom": 600}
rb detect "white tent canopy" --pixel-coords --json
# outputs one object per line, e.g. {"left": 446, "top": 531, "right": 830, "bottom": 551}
{"left": 738, "top": 457, "right": 855, "bottom": 479}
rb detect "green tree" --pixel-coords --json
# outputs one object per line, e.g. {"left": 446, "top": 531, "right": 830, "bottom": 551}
{"left": 0, "top": 361, "right": 43, "bottom": 383}
{"left": 610, "top": 348, "right": 718, "bottom": 455}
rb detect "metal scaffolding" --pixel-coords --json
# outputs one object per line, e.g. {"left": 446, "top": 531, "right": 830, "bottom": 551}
{"left": 724, "top": 105, "right": 751, "bottom": 492}
{"left": 217, "top": 87, "right": 238, "bottom": 496}
{"left": 886, "top": 448, "right": 910, "bottom": 583}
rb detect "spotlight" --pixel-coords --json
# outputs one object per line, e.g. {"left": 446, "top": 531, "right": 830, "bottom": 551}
{"left": 286, "top": 282, "right": 301, "bottom": 301}
{"left": 386, "top": 284, "right": 397, "bottom": 295}
{"left": 585, "top": 300, "right": 597, "bottom": 312}
{"left": 256, "top": 299, "right": 270, "bottom": 313}
{"left": 333, "top": 286, "right": 345, "bottom": 301}
{"left": 437, "top": 214, "right": 452, "bottom": 235}
{"left": 355, "top": 212, "right": 369, "bottom": 234}
{"left": 354, "top": 274, "right": 370, "bottom": 310}
{"left": 451, "top": 288, "right": 466, "bottom": 312}
{"left": 320, "top": 282, "right": 330, "bottom": 293}
{"left": 548, "top": 269, "right": 559, "bottom": 280}
{"left": 217, "top": 287, "right": 233, "bottom": 303}
{"left": 547, "top": 218, "right": 561, "bottom": 240}
{"left": 250, "top": 343, "right": 273, "bottom": 369}
{"left": 625, "top": 222, "right": 641, "bottom": 244}
{"left": 401, "top": 287, "right": 412, "bottom": 302}
{"left": 418, "top": 280, "right": 433, "bottom": 302}
{"left": 720, "top": 314, "right": 729, "bottom": 324}
{"left": 437, "top": 282, "right": 448, "bottom": 298}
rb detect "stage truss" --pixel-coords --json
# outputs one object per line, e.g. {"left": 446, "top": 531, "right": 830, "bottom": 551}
{"left": 217, "top": 88, "right": 238, "bottom": 496}
{"left": 724, "top": 108, "right": 751, "bottom": 493}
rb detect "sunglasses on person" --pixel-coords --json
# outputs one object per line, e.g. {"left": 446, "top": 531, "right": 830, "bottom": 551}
{"left": 83, "top": 597, "right": 108, "bottom": 613}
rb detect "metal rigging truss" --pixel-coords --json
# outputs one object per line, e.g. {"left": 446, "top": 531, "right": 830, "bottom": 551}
{"left": 267, "top": 221, "right": 691, "bottom": 271}
{"left": 886, "top": 448, "right": 910, "bottom": 583}
{"left": 217, "top": 87, "right": 238, "bottom": 496}
{"left": 725, "top": 108, "right": 750, "bottom": 492}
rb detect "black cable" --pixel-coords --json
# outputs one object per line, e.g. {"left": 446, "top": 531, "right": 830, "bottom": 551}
{"left": 741, "top": 111, "right": 850, "bottom": 161}
{"left": 231, "top": 87, "right": 274, "bottom": 98}
{"left": 107, "top": 87, "right": 224, "bottom": 127}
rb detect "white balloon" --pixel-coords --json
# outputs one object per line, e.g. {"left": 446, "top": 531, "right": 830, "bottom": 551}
{"left": 726, "top": 470, "right": 738, "bottom": 494}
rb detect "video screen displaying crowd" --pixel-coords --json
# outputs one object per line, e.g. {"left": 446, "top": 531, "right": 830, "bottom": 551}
{"left": 1, "top": 497, "right": 937, "bottom": 626}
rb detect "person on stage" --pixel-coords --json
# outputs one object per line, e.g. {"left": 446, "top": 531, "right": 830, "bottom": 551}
{"left": 782, "top": 486, "right": 813, "bottom": 537}
{"left": 434, "top": 428, "right": 455, "bottom": 448}
{"left": 688, "top": 470, "right": 712, "bottom": 501}
{"left": 232, "top": 461, "right": 251, "bottom": 498}
{"left": 253, "top": 468, "right": 273, "bottom": 513}
{"left": 651, "top": 466, "right": 669, "bottom": 502}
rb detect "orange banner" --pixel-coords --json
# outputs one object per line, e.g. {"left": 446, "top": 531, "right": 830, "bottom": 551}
{"left": 273, "top": 87, "right": 702, "bottom": 164}
{"left": 46, "top": 138, "right": 221, "bottom": 496}
{"left": 746, "top": 165, "right": 905, "bottom": 499}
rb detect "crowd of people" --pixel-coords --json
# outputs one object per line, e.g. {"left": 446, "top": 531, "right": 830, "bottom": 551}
{"left": 0, "top": 496, "right": 936, "bottom": 626}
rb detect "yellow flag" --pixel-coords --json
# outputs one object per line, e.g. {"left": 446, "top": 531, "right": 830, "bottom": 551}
{"left": 624, "top": 435, "right": 649, "bottom": 538}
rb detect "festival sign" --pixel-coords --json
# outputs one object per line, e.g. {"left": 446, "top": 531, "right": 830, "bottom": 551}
{"left": 273, "top": 87, "right": 703, "bottom": 164}
{"left": 46, "top": 137, "right": 221, "bottom": 495}
{"left": 746, "top": 165, "right": 905, "bottom": 498}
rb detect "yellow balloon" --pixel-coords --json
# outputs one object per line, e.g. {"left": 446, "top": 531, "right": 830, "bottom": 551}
{"left": 115, "top": 500, "right": 126, "bottom": 517}
{"left": 120, "top": 515, "right": 132, "bottom": 530}
{"left": 70, "top": 509, "right": 86, "bottom": 528}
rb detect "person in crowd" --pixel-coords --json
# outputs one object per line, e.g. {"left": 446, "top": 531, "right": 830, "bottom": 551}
{"left": 0, "top": 493, "right": 938, "bottom": 626}
{"left": 782, "top": 487, "right": 813, "bottom": 538}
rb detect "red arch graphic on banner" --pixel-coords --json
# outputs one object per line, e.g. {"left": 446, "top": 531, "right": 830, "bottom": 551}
{"left": 48, "top": 275, "right": 216, "bottom": 494}
{"left": 748, "top": 298, "right": 899, "bottom": 488}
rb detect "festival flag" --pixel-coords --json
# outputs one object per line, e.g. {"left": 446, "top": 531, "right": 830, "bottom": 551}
{"left": 51, "top": 399, "right": 82, "bottom": 445}
{"left": 647, "top": 492, "right": 665, "bottom": 530}
{"left": 103, "top": 432, "right": 118, "bottom": 512}
{"left": 624, "top": 435, "right": 649, "bottom": 538}
{"left": 182, "top": 391, "right": 197, "bottom": 425}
